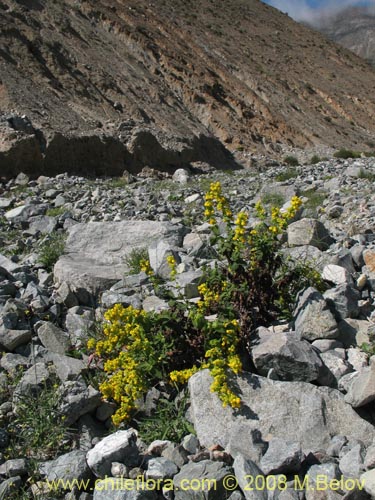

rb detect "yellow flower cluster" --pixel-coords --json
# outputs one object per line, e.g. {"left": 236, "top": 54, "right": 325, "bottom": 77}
{"left": 166, "top": 255, "right": 177, "bottom": 278}
{"left": 170, "top": 366, "right": 200, "bottom": 384}
{"left": 139, "top": 258, "right": 153, "bottom": 276}
{"left": 197, "top": 282, "right": 221, "bottom": 310}
{"left": 268, "top": 195, "right": 303, "bottom": 233}
{"left": 204, "top": 181, "right": 232, "bottom": 225}
{"left": 88, "top": 304, "right": 151, "bottom": 425}
{"left": 233, "top": 212, "right": 248, "bottom": 243}
{"left": 205, "top": 319, "right": 242, "bottom": 409}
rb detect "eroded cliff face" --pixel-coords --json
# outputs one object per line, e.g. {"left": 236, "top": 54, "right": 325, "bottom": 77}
{"left": 1, "top": 0, "right": 375, "bottom": 177}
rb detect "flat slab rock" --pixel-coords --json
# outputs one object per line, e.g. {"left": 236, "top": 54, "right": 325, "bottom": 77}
{"left": 188, "top": 370, "right": 375, "bottom": 454}
{"left": 54, "top": 221, "right": 183, "bottom": 293}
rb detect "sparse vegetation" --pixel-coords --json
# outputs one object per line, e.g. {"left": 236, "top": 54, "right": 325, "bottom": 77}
{"left": 333, "top": 149, "right": 361, "bottom": 159}
{"left": 46, "top": 207, "right": 65, "bottom": 217}
{"left": 283, "top": 155, "right": 299, "bottom": 167}
{"left": 310, "top": 155, "right": 321, "bottom": 164}
{"left": 358, "top": 168, "right": 375, "bottom": 182}
{"left": 261, "top": 192, "right": 285, "bottom": 207}
{"left": 301, "top": 188, "right": 326, "bottom": 212}
{"left": 275, "top": 168, "right": 298, "bottom": 182}
{"left": 136, "top": 391, "right": 195, "bottom": 443}
{"left": 124, "top": 247, "right": 150, "bottom": 274}
{"left": 38, "top": 233, "right": 66, "bottom": 271}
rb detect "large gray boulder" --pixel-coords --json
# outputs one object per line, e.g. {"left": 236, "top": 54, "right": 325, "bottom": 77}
{"left": 173, "top": 460, "right": 233, "bottom": 500}
{"left": 188, "top": 370, "right": 375, "bottom": 454}
{"left": 54, "top": 221, "right": 184, "bottom": 293}
{"left": 86, "top": 429, "right": 140, "bottom": 478}
{"left": 287, "top": 218, "right": 333, "bottom": 250}
{"left": 252, "top": 331, "right": 325, "bottom": 382}
{"left": 294, "top": 287, "right": 338, "bottom": 341}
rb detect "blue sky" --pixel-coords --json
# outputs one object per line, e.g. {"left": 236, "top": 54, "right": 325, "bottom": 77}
{"left": 262, "top": 0, "right": 375, "bottom": 22}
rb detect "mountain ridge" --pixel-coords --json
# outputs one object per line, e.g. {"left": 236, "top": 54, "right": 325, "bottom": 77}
{"left": 1, "top": 0, "right": 375, "bottom": 176}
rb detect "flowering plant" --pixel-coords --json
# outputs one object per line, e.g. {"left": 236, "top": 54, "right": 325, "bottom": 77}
{"left": 88, "top": 182, "right": 322, "bottom": 426}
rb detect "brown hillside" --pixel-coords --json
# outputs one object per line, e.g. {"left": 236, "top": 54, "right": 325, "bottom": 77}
{"left": 0, "top": 0, "right": 375, "bottom": 176}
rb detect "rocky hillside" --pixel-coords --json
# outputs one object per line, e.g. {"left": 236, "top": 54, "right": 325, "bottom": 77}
{"left": 1, "top": 0, "right": 375, "bottom": 177}
{"left": 2, "top": 159, "right": 375, "bottom": 497}
{"left": 316, "top": 6, "right": 375, "bottom": 66}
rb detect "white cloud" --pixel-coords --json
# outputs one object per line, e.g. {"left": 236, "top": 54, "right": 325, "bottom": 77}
{"left": 265, "top": 0, "right": 375, "bottom": 24}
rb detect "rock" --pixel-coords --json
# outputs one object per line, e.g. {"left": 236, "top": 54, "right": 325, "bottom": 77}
{"left": 363, "top": 249, "right": 375, "bottom": 273}
{"left": 47, "top": 353, "right": 86, "bottom": 382}
{"left": 322, "top": 265, "right": 352, "bottom": 285}
{"left": 173, "top": 270, "right": 204, "bottom": 298}
{"left": 37, "top": 321, "right": 71, "bottom": 354}
{"left": 161, "top": 444, "right": 189, "bottom": 469}
{"left": 148, "top": 239, "right": 177, "bottom": 279}
{"left": 146, "top": 457, "right": 178, "bottom": 480}
{"left": 312, "top": 339, "right": 343, "bottom": 352}
{"left": 339, "top": 444, "right": 365, "bottom": 479}
{"left": 173, "top": 459, "right": 233, "bottom": 500}
{"left": 0, "top": 458, "right": 27, "bottom": 477}
{"left": 54, "top": 221, "right": 184, "bottom": 294}
{"left": 345, "top": 359, "right": 375, "bottom": 407}
{"left": 58, "top": 380, "right": 101, "bottom": 425}
{"left": 319, "top": 351, "right": 353, "bottom": 384}
{"left": 188, "top": 370, "right": 375, "bottom": 453}
{"left": 347, "top": 348, "right": 368, "bottom": 372}
{"left": 287, "top": 218, "right": 333, "bottom": 250}
{"left": 55, "top": 282, "right": 79, "bottom": 308}
{"left": 181, "top": 434, "right": 199, "bottom": 455}
{"left": 29, "top": 215, "right": 57, "bottom": 235}
{"left": 260, "top": 439, "right": 304, "bottom": 475}
{"left": 13, "top": 362, "right": 50, "bottom": 400}
{"left": 252, "top": 332, "right": 325, "bottom": 382}
{"left": 86, "top": 429, "right": 140, "bottom": 478}
{"left": 324, "top": 284, "right": 360, "bottom": 320}
{"left": 111, "top": 462, "right": 130, "bottom": 478}
{"left": 142, "top": 296, "right": 169, "bottom": 313}
{"left": 361, "top": 469, "right": 375, "bottom": 498}
{"left": 294, "top": 287, "right": 338, "bottom": 341}
{"left": 233, "top": 455, "right": 267, "bottom": 500}
{"left": 173, "top": 168, "right": 190, "bottom": 184}
{"left": 326, "top": 435, "right": 348, "bottom": 457}
{"left": 227, "top": 426, "right": 267, "bottom": 464}
{"left": 65, "top": 307, "right": 95, "bottom": 347}
{"left": 15, "top": 172, "right": 29, "bottom": 185}
{"left": 306, "top": 463, "right": 340, "bottom": 486}
{"left": 0, "top": 328, "right": 31, "bottom": 351}
{"left": 364, "top": 444, "right": 375, "bottom": 470}
{"left": 338, "top": 319, "right": 371, "bottom": 348}
{"left": 93, "top": 478, "right": 158, "bottom": 499}
{"left": 40, "top": 451, "right": 91, "bottom": 482}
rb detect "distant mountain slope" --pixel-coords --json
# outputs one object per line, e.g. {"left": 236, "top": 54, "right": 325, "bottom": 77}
{"left": 316, "top": 6, "right": 375, "bottom": 66}
{"left": 0, "top": 0, "right": 375, "bottom": 175}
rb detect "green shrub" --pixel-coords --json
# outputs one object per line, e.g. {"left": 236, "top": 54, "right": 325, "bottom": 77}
{"left": 261, "top": 192, "right": 285, "bottom": 207}
{"left": 310, "top": 155, "right": 321, "bottom": 164}
{"left": 301, "top": 189, "right": 326, "bottom": 211}
{"left": 124, "top": 247, "right": 149, "bottom": 274}
{"left": 38, "top": 233, "right": 66, "bottom": 271}
{"left": 358, "top": 168, "right": 375, "bottom": 182}
{"left": 333, "top": 149, "right": 361, "bottom": 159}
{"left": 6, "top": 377, "right": 70, "bottom": 460}
{"left": 88, "top": 182, "right": 322, "bottom": 426}
{"left": 46, "top": 207, "right": 65, "bottom": 217}
{"left": 136, "top": 391, "right": 195, "bottom": 442}
{"left": 283, "top": 155, "right": 299, "bottom": 167}
{"left": 275, "top": 168, "right": 298, "bottom": 182}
